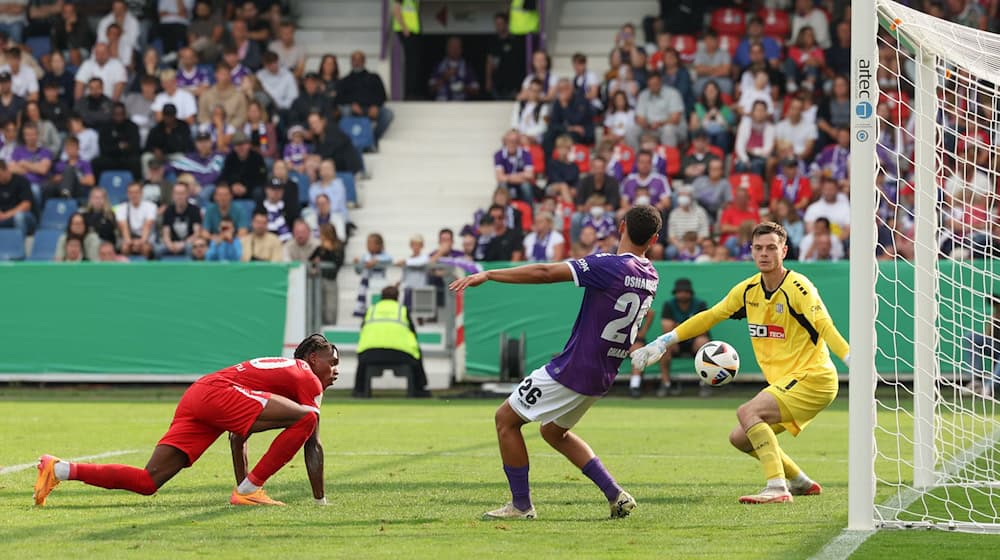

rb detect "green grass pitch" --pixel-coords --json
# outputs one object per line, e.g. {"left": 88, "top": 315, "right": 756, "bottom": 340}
{"left": 0, "top": 387, "right": 995, "bottom": 559}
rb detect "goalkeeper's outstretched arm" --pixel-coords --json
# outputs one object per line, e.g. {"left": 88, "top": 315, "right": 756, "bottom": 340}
{"left": 631, "top": 298, "right": 740, "bottom": 369}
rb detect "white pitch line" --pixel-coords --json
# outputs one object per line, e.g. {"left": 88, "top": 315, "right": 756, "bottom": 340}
{"left": 321, "top": 450, "right": 850, "bottom": 462}
{"left": 810, "top": 529, "right": 877, "bottom": 560}
{"left": 0, "top": 450, "right": 141, "bottom": 476}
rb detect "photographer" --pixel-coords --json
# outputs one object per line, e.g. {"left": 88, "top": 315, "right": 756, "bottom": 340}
{"left": 206, "top": 217, "right": 242, "bottom": 262}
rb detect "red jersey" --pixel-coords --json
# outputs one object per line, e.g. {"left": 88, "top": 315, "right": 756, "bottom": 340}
{"left": 202, "top": 357, "right": 324, "bottom": 414}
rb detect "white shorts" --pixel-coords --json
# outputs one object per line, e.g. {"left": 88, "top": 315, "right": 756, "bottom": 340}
{"left": 507, "top": 367, "right": 600, "bottom": 429}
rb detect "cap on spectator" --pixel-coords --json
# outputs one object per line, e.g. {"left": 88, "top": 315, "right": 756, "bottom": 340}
{"left": 459, "top": 225, "right": 476, "bottom": 237}
{"left": 304, "top": 72, "right": 321, "bottom": 81}
{"left": 672, "top": 278, "right": 694, "bottom": 295}
{"left": 162, "top": 103, "right": 178, "bottom": 116}
{"left": 286, "top": 124, "right": 305, "bottom": 141}
{"left": 0, "top": 71, "right": 10, "bottom": 82}
{"left": 267, "top": 177, "right": 285, "bottom": 189}
{"left": 232, "top": 131, "right": 250, "bottom": 145}
{"left": 195, "top": 131, "right": 212, "bottom": 141}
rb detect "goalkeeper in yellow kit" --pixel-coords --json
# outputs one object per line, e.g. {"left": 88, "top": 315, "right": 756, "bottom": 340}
{"left": 631, "top": 222, "right": 850, "bottom": 504}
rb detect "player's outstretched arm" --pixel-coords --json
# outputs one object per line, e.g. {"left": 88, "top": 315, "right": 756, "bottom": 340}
{"left": 448, "top": 262, "right": 573, "bottom": 292}
{"left": 631, "top": 293, "right": 741, "bottom": 369}
{"left": 303, "top": 425, "right": 326, "bottom": 504}
{"left": 229, "top": 432, "right": 249, "bottom": 484}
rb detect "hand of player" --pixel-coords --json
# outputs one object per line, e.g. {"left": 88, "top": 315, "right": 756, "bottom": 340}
{"left": 449, "top": 271, "right": 489, "bottom": 292}
{"left": 630, "top": 334, "right": 676, "bottom": 370}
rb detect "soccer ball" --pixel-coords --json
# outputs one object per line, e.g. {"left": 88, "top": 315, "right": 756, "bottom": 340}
{"left": 695, "top": 341, "right": 740, "bottom": 386}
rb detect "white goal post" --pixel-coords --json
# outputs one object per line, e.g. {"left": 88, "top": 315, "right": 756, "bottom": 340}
{"left": 851, "top": 0, "right": 1000, "bottom": 532}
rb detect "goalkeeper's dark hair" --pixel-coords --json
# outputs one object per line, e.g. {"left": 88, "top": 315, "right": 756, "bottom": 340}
{"left": 623, "top": 205, "right": 662, "bottom": 246}
{"left": 751, "top": 221, "right": 788, "bottom": 245}
{"left": 294, "top": 333, "right": 335, "bottom": 360}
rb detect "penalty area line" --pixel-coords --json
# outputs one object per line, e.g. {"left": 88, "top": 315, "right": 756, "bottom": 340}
{"left": 0, "top": 449, "right": 142, "bottom": 476}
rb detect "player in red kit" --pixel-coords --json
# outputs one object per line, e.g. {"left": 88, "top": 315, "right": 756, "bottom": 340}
{"left": 33, "top": 334, "right": 339, "bottom": 506}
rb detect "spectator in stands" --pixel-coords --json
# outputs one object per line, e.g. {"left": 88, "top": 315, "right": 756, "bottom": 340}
{"left": 140, "top": 159, "right": 170, "bottom": 204}
{"left": 304, "top": 192, "right": 331, "bottom": 236}
{"left": 772, "top": 197, "right": 805, "bottom": 256}
{"left": 241, "top": 210, "right": 284, "bottom": 261}
{"left": 105, "top": 23, "right": 134, "bottom": 68}
{"left": 238, "top": 0, "right": 274, "bottom": 48}
{"left": 546, "top": 134, "right": 580, "bottom": 203}
{"left": 152, "top": 70, "right": 197, "bottom": 124}
{"left": 630, "top": 47, "right": 650, "bottom": 92}
{"left": 338, "top": 51, "right": 393, "bottom": 142}
{"left": 124, "top": 75, "right": 157, "bottom": 143}
{"left": 52, "top": 2, "right": 93, "bottom": 68}
{"left": 269, "top": 21, "right": 304, "bottom": 79}
{"left": 692, "top": 31, "right": 733, "bottom": 96}
{"left": 485, "top": 12, "right": 524, "bottom": 101}
{"left": 1, "top": 46, "right": 36, "bottom": 102}
{"left": 718, "top": 186, "right": 759, "bottom": 247}
{"left": 92, "top": 102, "right": 141, "bottom": 180}
{"left": 734, "top": 17, "right": 782, "bottom": 71}
{"left": 573, "top": 155, "right": 620, "bottom": 235}
{"left": 220, "top": 131, "right": 266, "bottom": 199}
{"left": 429, "top": 36, "right": 480, "bottom": 101}
{"left": 158, "top": 182, "right": 202, "bottom": 257}
{"left": 75, "top": 43, "right": 127, "bottom": 102}
{"left": 10, "top": 121, "right": 51, "bottom": 196}
{"left": 580, "top": 195, "right": 616, "bottom": 239}
{"left": 289, "top": 71, "right": 331, "bottom": 129}
{"left": 202, "top": 182, "right": 247, "bottom": 238}
{"left": 734, "top": 100, "right": 774, "bottom": 178}
{"left": 511, "top": 78, "right": 548, "bottom": 144}
{"left": 810, "top": 126, "right": 851, "bottom": 190}
{"left": 199, "top": 62, "right": 248, "bottom": 128}
{"left": 312, "top": 222, "right": 344, "bottom": 324}
{"left": 227, "top": 20, "right": 261, "bottom": 71}
{"left": 98, "top": 240, "right": 128, "bottom": 262}
{"left": 397, "top": 233, "right": 430, "bottom": 307}
{"left": 307, "top": 111, "right": 362, "bottom": 175}
{"left": 0, "top": 70, "right": 24, "bottom": 124}
{"left": 353, "top": 232, "right": 392, "bottom": 315}
{"left": 188, "top": 0, "right": 224, "bottom": 64}
{"left": 736, "top": 66, "right": 773, "bottom": 118}
{"left": 283, "top": 124, "right": 309, "bottom": 173}
{"left": 46, "top": 136, "right": 94, "bottom": 203}
{"left": 198, "top": 104, "right": 235, "bottom": 152}
{"left": 256, "top": 50, "right": 298, "bottom": 115}
{"left": 145, "top": 103, "right": 194, "bottom": 169}
{"left": 0, "top": 159, "right": 34, "bottom": 235}
{"left": 816, "top": 75, "right": 850, "bottom": 149}
{"left": 690, "top": 158, "right": 731, "bottom": 219}
{"left": 522, "top": 211, "right": 566, "bottom": 262}
{"left": 0, "top": 117, "right": 15, "bottom": 160}
{"left": 570, "top": 52, "right": 601, "bottom": 109}
{"left": 825, "top": 20, "right": 850, "bottom": 80}
{"left": 621, "top": 149, "right": 671, "bottom": 213}
{"left": 199, "top": 214, "right": 239, "bottom": 260}
{"left": 681, "top": 130, "right": 719, "bottom": 182}
{"left": 632, "top": 73, "right": 686, "bottom": 148}
{"left": 309, "top": 158, "right": 348, "bottom": 241}
{"left": 156, "top": 0, "right": 193, "bottom": 55}
{"left": 771, "top": 158, "right": 813, "bottom": 214}
{"left": 519, "top": 50, "right": 557, "bottom": 102}
{"left": 98, "top": 1, "right": 140, "bottom": 55}
{"left": 473, "top": 186, "right": 522, "bottom": 236}
{"left": 170, "top": 131, "right": 224, "bottom": 189}
{"left": 39, "top": 79, "right": 69, "bottom": 132}
{"left": 129, "top": 47, "right": 163, "bottom": 94}
{"left": 801, "top": 230, "right": 837, "bottom": 262}
{"left": 256, "top": 178, "right": 296, "bottom": 242}
{"left": 284, "top": 218, "right": 319, "bottom": 263}
{"left": 175, "top": 47, "right": 211, "bottom": 98}
{"left": 75, "top": 77, "right": 114, "bottom": 129}
{"left": 571, "top": 224, "right": 597, "bottom": 258}
{"left": 82, "top": 186, "right": 118, "bottom": 245}
{"left": 804, "top": 177, "right": 851, "bottom": 242}
{"left": 665, "top": 185, "right": 710, "bottom": 259}
{"left": 0, "top": 0, "right": 26, "bottom": 44}
{"left": 658, "top": 47, "right": 694, "bottom": 114}
{"left": 483, "top": 203, "right": 524, "bottom": 261}
{"left": 23, "top": 101, "right": 58, "bottom": 154}
{"left": 785, "top": 26, "right": 825, "bottom": 92}
{"left": 791, "top": 0, "right": 830, "bottom": 49}
{"left": 775, "top": 94, "right": 818, "bottom": 162}
{"left": 494, "top": 129, "right": 535, "bottom": 203}
{"left": 546, "top": 77, "right": 594, "bottom": 152}
{"left": 317, "top": 54, "right": 340, "bottom": 100}
{"left": 116, "top": 182, "right": 156, "bottom": 258}
{"left": 603, "top": 90, "right": 635, "bottom": 146}
{"left": 60, "top": 237, "right": 84, "bottom": 261}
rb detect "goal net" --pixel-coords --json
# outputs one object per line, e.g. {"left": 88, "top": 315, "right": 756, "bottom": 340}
{"left": 853, "top": 0, "right": 1000, "bottom": 532}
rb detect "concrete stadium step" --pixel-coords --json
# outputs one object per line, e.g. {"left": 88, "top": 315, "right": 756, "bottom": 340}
{"left": 559, "top": 1, "right": 658, "bottom": 27}
{"left": 297, "top": 0, "right": 381, "bottom": 20}
{"left": 297, "top": 16, "right": 381, "bottom": 31}
{"left": 552, "top": 28, "right": 620, "bottom": 55}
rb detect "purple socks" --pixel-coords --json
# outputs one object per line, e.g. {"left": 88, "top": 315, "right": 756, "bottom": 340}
{"left": 502, "top": 464, "right": 532, "bottom": 511}
{"left": 582, "top": 457, "right": 622, "bottom": 502}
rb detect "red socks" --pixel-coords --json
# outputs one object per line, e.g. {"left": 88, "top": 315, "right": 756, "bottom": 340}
{"left": 248, "top": 413, "right": 318, "bottom": 486}
{"left": 70, "top": 463, "right": 158, "bottom": 496}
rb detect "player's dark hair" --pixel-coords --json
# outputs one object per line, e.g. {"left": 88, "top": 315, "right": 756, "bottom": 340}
{"left": 294, "top": 333, "right": 333, "bottom": 360}
{"left": 751, "top": 221, "right": 788, "bottom": 244}
{"left": 623, "top": 205, "right": 662, "bottom": 246}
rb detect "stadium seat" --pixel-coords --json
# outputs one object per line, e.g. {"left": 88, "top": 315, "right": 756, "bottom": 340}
{"left": 337, "top": 172, "right": 358, "bottom": 204}
{"left": 570, "top": 144, "right": 591, "bottom": 174}
{"left": 25, "top": 36, "right": 52, "bottom": 59}
{"left": 671, "top": 35, "right": 698, "bottom": 64}
{"left": 0, "top": 229, "right": 25, "bottom": 260}
{"left": 613, "top": 143, "right": 636, "bottom": 175}
{"left": 718, "top": 34, "right": 741, "bottom": 58}
{"left": 340, "top": 116, "right": 375, "bottom": 152}
{"left": 711, "top": 8, "right": 747, "bottom": 36}
{"left": 233, "top": 199, "right": 256, "bottom": 219}
{"left": 729, "top": 172, "right": 767, "bottom": 208}
{"left": 686, "top": 144, "right": 726, "bottom": 160}
{"left": 510, "top": 199, "right": 533, "bottom": 231}
{"left": 290, "top": 170, "right": 310, "bottom": 206}
{"left": 39, "top": 199, "right": 79, "bottom": 230}
{"left": 759, "top": 9, "right": 790, "bottom": 41}
{"left": 99, "top": 171, "right": 134, "bottom": 204}
{"left": 656, "top": 145, "right": 681, "bottom": 178}
{"left": 28, "top": 229, "right": 61, "bottom": 261}
{"left": 528, "top": 143, "right": 546, "bottom": 178}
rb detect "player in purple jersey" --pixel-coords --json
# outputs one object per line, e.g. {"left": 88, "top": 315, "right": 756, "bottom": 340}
{"left": 450, "top": 205, "right": 662, "bottom": 520}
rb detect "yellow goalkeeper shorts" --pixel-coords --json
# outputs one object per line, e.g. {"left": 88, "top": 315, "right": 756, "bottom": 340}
{"left": 763, "top": 370, "right": 838, "bottom": 436}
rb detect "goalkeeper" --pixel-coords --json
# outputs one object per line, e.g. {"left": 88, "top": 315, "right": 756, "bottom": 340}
{"left": 632, "top": 222, "right": 850, "bottom": 504}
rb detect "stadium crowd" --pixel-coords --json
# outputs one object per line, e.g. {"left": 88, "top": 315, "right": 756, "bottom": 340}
{"left": 0, "top": 0, "right": 392, "bottom": 277}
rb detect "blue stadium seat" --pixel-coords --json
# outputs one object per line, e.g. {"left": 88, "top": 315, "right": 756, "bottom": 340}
{"left": 25, "top": 36, "right": 52, "bottom": 59}
{"left": 28, "top": 229, "right": 61, "bottom": 261}
{"left": 337, "top": 172, "right": 358, "bottom": 205}
{"left": 39, "top": 199, "right": 79, "bottom": 230}
{"left": 233, "top": 199, "right": 256, "bottom": 219}
{"left": 0, "top": 229, "right": 25, "bottom": 260}
{"left": 99, "top": 171, "right": 134, "bottom": 204}
{"left": 339, "top": 116, "right": 374, "bottom": 152}
{"left": 290, "top": 171, "right": 310, "bottom": 206}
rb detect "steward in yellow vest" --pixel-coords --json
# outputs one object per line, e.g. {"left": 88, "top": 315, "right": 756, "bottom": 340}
{"left": 354, "top": 286, "right": 430, "bottom": 397}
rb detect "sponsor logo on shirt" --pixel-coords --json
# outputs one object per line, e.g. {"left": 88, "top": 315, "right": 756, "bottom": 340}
{"left": 749, "top": 323, "right": 786, "bottom": 339}
{"left": 576, "top": 258, "right": 590, "bottom": 272}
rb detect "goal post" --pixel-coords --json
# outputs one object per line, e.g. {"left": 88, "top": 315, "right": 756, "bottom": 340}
{"left": 852, "top": 0, "right": 1000, "bottom": 532}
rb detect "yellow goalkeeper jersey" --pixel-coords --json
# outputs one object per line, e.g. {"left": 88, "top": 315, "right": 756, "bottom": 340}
{"left": 675, "top": 269, "right": 849, "bottom": 385}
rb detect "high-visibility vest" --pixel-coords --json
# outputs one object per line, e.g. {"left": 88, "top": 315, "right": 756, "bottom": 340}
{"left": 357, "top": 299, "right": 420, "bottom": 360}
{"left": 393, "top": 0, "right": 421, "bottom": 34}
{"left": 509, "top": 0, "right": 539, "bottom": 35}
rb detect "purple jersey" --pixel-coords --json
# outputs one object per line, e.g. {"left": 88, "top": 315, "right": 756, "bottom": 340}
{"left": 493, "top": 147, "right": 533, "bottom": 175}
{"left": 621, "top": 172, "right": 671, "bottom": 205}
{"left": 53, "top": 158, "right": 93, "bottom": 179}
{"left": 284, "top": 141, "right": 310, "bottom": 166}
{"left": 582, "top": 214, "right": 616, "bottom": 238}
{"left": 177, "top": 66, "right": 214, "bottom": 92}
{"left": 11, "top": 145, "right": 53, "bottom": 185}
{"left": 548, "top": 253, "right": 659, "bottom": 396}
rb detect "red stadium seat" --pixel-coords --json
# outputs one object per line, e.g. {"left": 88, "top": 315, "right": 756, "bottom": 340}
{"left": 613, "top": 143, "right": 636, "bottom": 174}
{"left": 671, "top": 34, "right": 698, "bottom": 64}
{"left": 718, "top": 34, "right": 741, "bottom": 58}
{"left": 510, "top": 199, "right": 533, "bottom": 231}
{"left": 656, "top": 145, "right": 682, "bottom": 178}
{"left": 686, "top": 144, "right": 726, "bottom": 160}
{"left": 570, "top": 144, "right": 591, "bottom": 174}
{"left": 528, "top": 143, "right": 546, "bottom": 177}
{"left": 711, "top": 8, "right": 747, "bottom": 36}
{"left": 758, "top": 9, "right": 790, "bottom": 41}
{"left": 729, "top": 172, "right": 767, "bottom": 208}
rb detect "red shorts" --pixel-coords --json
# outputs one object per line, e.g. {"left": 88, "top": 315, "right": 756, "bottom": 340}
{"left": 158, "top": 380, "right": 271, "bottom": 465}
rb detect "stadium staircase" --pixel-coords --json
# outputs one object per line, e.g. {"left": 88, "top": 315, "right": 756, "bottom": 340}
{"left": 295, "top": 0, "right": 389, "bottom": 80}
{"left": 549, "top": 0, "right": 659, "bottom": 78}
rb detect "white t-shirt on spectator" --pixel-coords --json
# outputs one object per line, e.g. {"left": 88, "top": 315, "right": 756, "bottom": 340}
{"left": 256, "top": 67, "right": 299, "bottom": 110}
{"left": 775, "top": 117, "right": 818, "bottom": 158}
{"left": 791, "top": 8, "right": 831, "bottom": 48}
{"left": 97, "top": 12, "right": 142, "bottom": 51}
{"left": 0, "top": 63, "right": 37, "bottom": 98}
{"left": 152, "top": 89, "right": 198, "bottom": 120}
{"left": 944, "top": 170, "right": 993, "bottom": 198}
{"left": 603, "top": 110, "right": 636, "bottom": 138}
{"left": 75, "top": 128, "right": 100, "bottom": 162}
{"left": 268, "top": 40, "right": 305, "bottom": 73}
{"left": 803, "top": 194, "right": 851, "bottom": 230}
{"left": 158, "top": 0, "right": 194, "bottom": 25}
{"left": 799, "top": 232, "right": 845, "bottom": 261}
{"left": 521, "top": 72, "right": 558, "bottom": 96}
{"left": 75, "top": 58, "right": 128, "bottom": 98}
{"left": 510, "top": 100, "right": 549, "bottom": 142}
{"left": 115, "top": 200, "right": 159, "bottom": 237}
{"left": 522, "top": 230, "right": 565, "bottom": 262}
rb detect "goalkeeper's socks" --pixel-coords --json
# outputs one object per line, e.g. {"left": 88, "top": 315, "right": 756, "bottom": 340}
{"left": 237, "top": 478, "right": 261, "bottom": 494}
{"left": 746, "top": 422, "right": 784, "bottom": 482}
{"left": 53, "top": 461, "right": 70, "bottom": 481}
{"left": 502, "top": 464, "right": 532, "bottom": 511}
{"left": 629, "top": 376, "right": 642, "bottom": 390}
{"left": 582, "top": 456, "right": 623, "bottom": 502}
